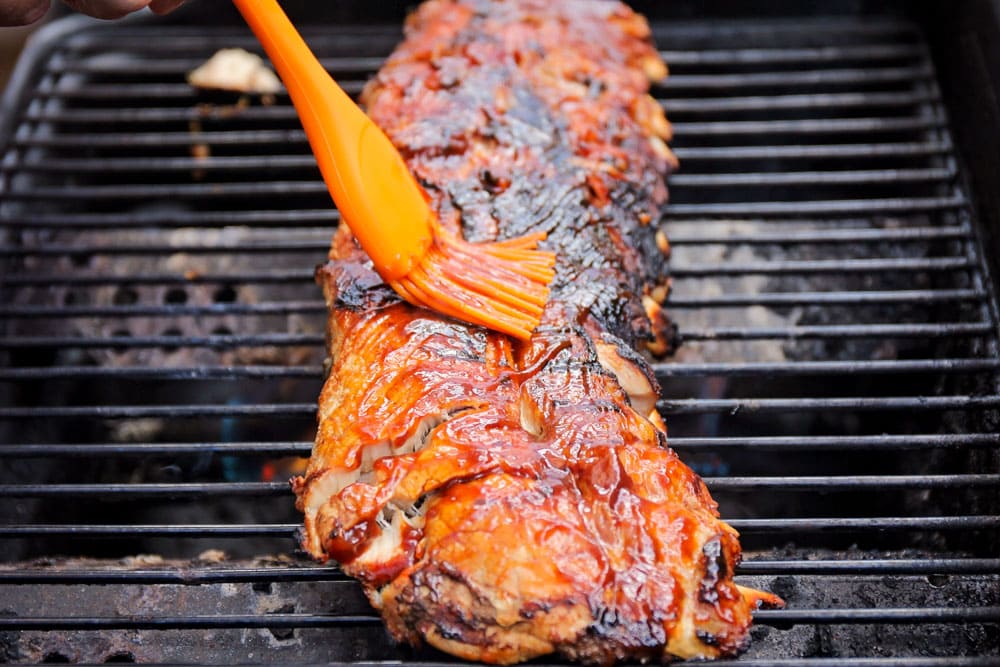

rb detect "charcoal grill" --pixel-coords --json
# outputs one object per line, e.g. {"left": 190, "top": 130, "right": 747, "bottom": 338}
{"left": 1, "top": 0, "right": 999, "bottom": 664}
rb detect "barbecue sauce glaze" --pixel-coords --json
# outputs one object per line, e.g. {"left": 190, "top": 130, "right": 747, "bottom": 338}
{"left": 293, "top": 1, "right": 781, "bottom": 664}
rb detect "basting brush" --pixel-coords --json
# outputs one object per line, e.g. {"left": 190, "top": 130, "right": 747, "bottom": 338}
{"left": 232, "top": 0, "right": 556, "bottom": 340}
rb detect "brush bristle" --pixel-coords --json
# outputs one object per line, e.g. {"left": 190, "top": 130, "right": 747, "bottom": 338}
{"left": 389, "top": 229, "right": 556, "bottom": 340}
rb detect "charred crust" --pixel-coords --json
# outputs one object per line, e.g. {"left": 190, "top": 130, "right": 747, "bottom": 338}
{"left": 696, "top": 630, "right": 719, "bottom": 647}
{"left": 730, "top": 630, "right": 753, "bottom": 656}
{"left": 292, "top": 526, "right": 311, "bottom": 557}
{"left": 698, "top": 537, "right": 727, "bottom": 605}
{"left": 394, "top": 566, "right": 495, "bottom": 645}
{"left": 315, "top": 261, "right": 400, "bottom": 312}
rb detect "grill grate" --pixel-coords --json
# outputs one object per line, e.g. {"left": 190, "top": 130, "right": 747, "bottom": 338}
{"left": 1, "top": 12, "right": 998, "bottom": 665}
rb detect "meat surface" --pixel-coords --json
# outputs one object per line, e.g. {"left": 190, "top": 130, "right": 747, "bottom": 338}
{"left": 292, "top": 1, "right": 780, "bottom": 663}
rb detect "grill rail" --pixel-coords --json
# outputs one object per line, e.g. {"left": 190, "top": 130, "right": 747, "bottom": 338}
{"left": 1, "top": 10, "right": 998, "bottom": 666}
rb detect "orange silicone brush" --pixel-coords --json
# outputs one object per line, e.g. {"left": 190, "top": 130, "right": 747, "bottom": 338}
{"left": 231, "top": 0, "right": 556, "bottom": 340}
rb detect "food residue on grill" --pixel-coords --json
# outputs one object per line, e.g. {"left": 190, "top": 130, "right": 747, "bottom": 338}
{"left": 187, "top": 47, "right": 283, "bottom": 94}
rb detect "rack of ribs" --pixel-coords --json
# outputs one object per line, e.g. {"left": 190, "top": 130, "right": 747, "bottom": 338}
{"left": 292, "top": 0, "right": 781, "bottom": 663}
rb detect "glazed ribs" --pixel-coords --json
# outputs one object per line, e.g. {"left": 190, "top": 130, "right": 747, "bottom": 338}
{"left": 293, "top": 0, "right": 780, "bottom": 663}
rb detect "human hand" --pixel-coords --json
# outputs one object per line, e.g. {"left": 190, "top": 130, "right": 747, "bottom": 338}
{"left": 1, "top": 0, "right": 184, "bottom": 26}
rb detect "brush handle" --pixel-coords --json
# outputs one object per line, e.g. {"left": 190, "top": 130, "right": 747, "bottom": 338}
{"left": 232, "top": 0, "right": 433, "bottom": 280}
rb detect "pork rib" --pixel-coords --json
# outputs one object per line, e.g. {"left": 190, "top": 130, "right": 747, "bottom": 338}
{"left": 293, "top": 1, "right": 780, "bottom": 663}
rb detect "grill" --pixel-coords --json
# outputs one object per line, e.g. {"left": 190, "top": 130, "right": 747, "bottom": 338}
{"left": 1, "top": 2, "right": 999, "bottom": 665}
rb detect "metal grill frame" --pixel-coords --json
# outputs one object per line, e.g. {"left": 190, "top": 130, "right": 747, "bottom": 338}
{"left": 1, "top": 5, "right": 999, "bottom": 665}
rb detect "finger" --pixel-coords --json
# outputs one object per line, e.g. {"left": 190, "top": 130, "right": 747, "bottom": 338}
{"left": 0, "top": 0, "right": 51, "bottom": 26}
{"left": 61, "top": 0, "right": 150, "bottom": 20}
{"left": 148, "top": 0, "right": 184, "bottom": 14}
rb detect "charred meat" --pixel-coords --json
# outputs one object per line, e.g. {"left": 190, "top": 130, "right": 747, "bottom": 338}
{"left": 293, "top": 0, "right": 780, "bottom": 663}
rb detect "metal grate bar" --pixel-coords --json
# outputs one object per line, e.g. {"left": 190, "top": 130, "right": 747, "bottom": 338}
{"left": 5, "top": 148, "right": 958, "bottom": 180}
{"left": 666, "top": 289, "right": 984, "bottom": 306}
{"left": 652, "top": 18, "right": 918, "bottom": 39}
{"left": 0, "top": 301, "right": 326, "bottom": 318}
{"left": 10, "top": 660, "right": 979, "bottom": 667}
{"left": 657, "top": 65, "right": 933, "bottom": 89}
{"left": 0, "top": 242, "right": 326, "bottom": 257}
{"left": 0, "top": 481, "right": 220, "bottom": 496}
{"left": 666, "top": 226, "right": 969, "bottom": 245}
{"left": 3, "top": 475, "right": 997, "bottom": 498}
{"left": 4, "top": 208, "right": 338, "bottom": 226}
{"left": 20, "top": 98, "right": 944, "bottom": 125}
{"left": 668, "top": 116, "right": 946, "bottom": 135}
{"left": 669, "top": 257, "right": 971, "bottom": 275}
{"left": 1, "top": 242, "right": 968, "bottom": 264}
{"left": 0, "top": 209, "right": 339, "bottom": 229}
{"left": 4, "top": 433, "right": 998, "bottom": 458}
{"left": 4, "top": 395, "right": 1000, "bottom": 419}
{"left": 669, "top": 168, "right": 954, "bottom": 187}
{"left": 753, "top": 607, "right": 1000, "bottom": 625}
{"left": 13, "top": 129, "right": 310, "bottom": 148}
{"left": 3, "top": 181, "right": 329, "bottom": 201}
{"left": 3, "top": 289, "right": 981, "bottom": 318}
{"left": 659, "top": 43, "right": 925, "bottom": 66}
{"left": 0, "top": 441, "right": 313, "bottom": 457}
{"left": 663, "top": 90, "right": 935, "bottom": 113}
{"left": 0, "top": 614, "right": 383, "bottom": 630}
{"left": 705, "top": 475, "right": 1000, "bottom": 490}
{"left": 46, "top": 43, "right": 926, "bottom": 72}
{"left": 0, "top": 524, "right": 298, "bottom": 536}
{"left": 64, "top": 24, "right": 400, "bottom": 41}
{"left": 0, "top": 567, "right": 353, "bottom": 584}
{"left": 658, "top": 395, "right": 1000, "bottom": 414}
{"left": 708, "top": 660, "right": 1000, "bottom": 667}
{"left": 0, "top": 660, "right": 987, "bottom": 667}
{"left": 667, "top": 433, "right": 1000, "bottom": 450}
{"left": 664, "top": 195, "right": 967, "bottom": 216}
{"left": 18, "top": 90, "right": 938, "bottom": 125}
{"left": 671, "top": 140, "right": 952, "bottom": 160}
{"left": 3, "top": 154, "right": 318, "bottom": 175}
{"left": 4, "top": 517, "right": 995, "bottom": 537}
{"left": 0, "top": 270, "right": 316, "bottom": 287}
{"left": 6, "top": 221, "right": 969, "bottom": 245}
{"left": 0, "top": 258, "right": 975, "bottom": 285}
{"left": 31, "top": 82, "right": 216, "bottom": 100}
{"left": 737, "top": 558, "right": 1000, "bottom": 575}
{"left": 0, "top": 365, "right": 322, "bottom": 380}
{"left": 0, "top": 404, "right": 317, "bottom": 419}
{"left": 20, "top": 105, "right": 302, "bottom": 125}
{"left": 11, "top": 116, "right": 943, "bottom": 153}
{"left": 0, "top": 523, "right": 301, "bottom": 539}
{"left": 0, "top": 441, "right": 314, "bottom": 457}
{"left": 32, "top": 67, "right": 932, "bottom": 102}
{"left": 0, "top": 607, "right": 996, "bottom": 631}
{"left": 0, "top": 482, "right": 289, "bottom": 498}
{"left": 0, "top": 333, "right": 324, "bottom": 349}
{"left": 0, "top": 558, "right": 995, "bottom": 584}
{"left": 5, "top": 358, "right": 998, "bottom": 382}
{"left": 652, "top": 359, "right": 1000, "bottom": 377}
{"left": 30, "top": 80, "right": 359, "bottom": 99}
{"left": 4, "top": 170, "right": 962, "bottom": 203}
{"left": 0, "top": 324, "right": 988, "bottom": 350}
{"left": 727, "top": 517, "right": 1000, "bottom": 531}
{"left": 48, "top": 55, "right": 388, "bottom": 75}
{"left": 679, "top": 323, "right": 993, "bottom": 340}
{"left": 62, "top": 29, "right": 402, "bottom": 52}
